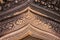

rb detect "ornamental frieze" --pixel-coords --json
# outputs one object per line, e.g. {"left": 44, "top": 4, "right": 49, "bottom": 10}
{"left": 0, "top": 0, "right": 60, "bottom": 40}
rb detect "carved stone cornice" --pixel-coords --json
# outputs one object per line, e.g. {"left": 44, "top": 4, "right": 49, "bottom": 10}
{"left": 0, "top": 0, "right": 60, "bottom": 40}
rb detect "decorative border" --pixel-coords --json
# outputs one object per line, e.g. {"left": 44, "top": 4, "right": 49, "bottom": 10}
{"left": 0, "top": 0, "right": 60, "bottom": 40}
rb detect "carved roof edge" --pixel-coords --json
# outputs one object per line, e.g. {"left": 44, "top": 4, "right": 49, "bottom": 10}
{"left": 0, "top": 0, "right": 60, "bottom": 24}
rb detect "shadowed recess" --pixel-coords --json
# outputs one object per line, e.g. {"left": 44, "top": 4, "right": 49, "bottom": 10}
{"left": 21, "top": 35, "right": 43, "bottom": 40}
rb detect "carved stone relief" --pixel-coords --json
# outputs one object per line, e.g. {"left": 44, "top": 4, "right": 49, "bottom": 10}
{"left": 0, "top": 7, "right": 60, "bottom": 40}
{"left": 0, "top": 0, "right": 60, "bottom": 40}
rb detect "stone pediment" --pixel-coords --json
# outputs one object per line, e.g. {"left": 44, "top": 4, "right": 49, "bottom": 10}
{"left": 0, "top": 0, "right": 60, "bottom": 40}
